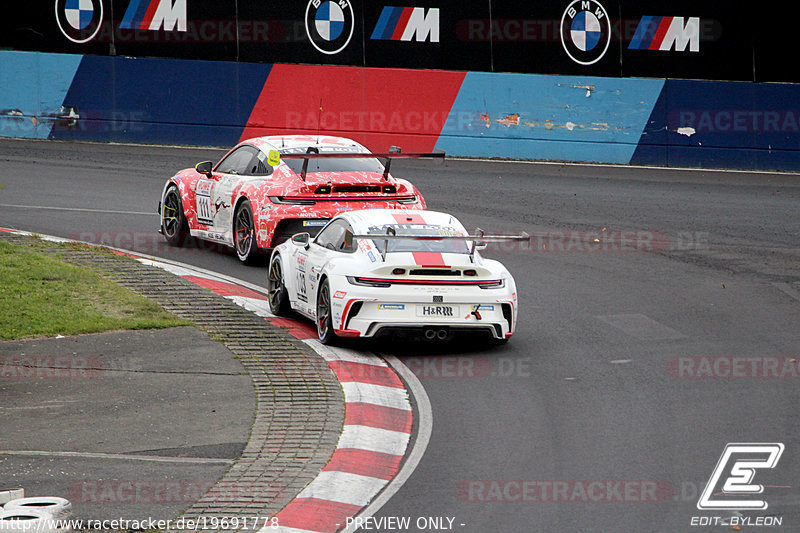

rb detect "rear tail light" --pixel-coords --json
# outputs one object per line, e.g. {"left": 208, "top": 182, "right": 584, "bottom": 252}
{"left": 347, "top": 276, "right": 391, "bottom": 288}
{"left": 269, "top": 196, "right": 316, "bottom": 205}
{"left": 478, "top": 279, "right": 505, "bottom": 289}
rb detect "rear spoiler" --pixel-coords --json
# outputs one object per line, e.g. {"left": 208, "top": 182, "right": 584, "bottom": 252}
{"left": 279, "top": 146, "right": 445, "bottom": 181}
{"left": 350, "top": 228, "right": 530, "bottom": 261}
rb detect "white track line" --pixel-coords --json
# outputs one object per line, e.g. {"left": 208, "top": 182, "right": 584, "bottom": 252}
{"left": 0, "top": 450, "right": 232, "bottom": 464}
{"left": 0, "top": 203, "right": 154, "bottom": 216}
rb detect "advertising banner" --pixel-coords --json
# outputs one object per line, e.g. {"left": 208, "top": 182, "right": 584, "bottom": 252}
{"left": 363, "top": 1, "right": 491, "bottom": 71}
{"left": 619, "top": 0, "right": 753, "bottom": 81}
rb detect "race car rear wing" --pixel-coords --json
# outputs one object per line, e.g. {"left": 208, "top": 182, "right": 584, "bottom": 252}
{"left": 350, "top": 227, "right": 530, "bottom": 261}
{"left": 279, "top": 146, "right": 445, "bottom": 181}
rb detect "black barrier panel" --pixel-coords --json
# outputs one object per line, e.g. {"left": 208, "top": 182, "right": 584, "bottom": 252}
{"left": 5, "top": 0, "right": 113, "bottom": 56}
{"left": 237, "top": 0, "right": 364, "bottom": 66}
{"left": 110, "top": 0, "right": 237, "bottom": 60}
{"left": 487, "top": 0, "right": 622, "bottom": 77}
{"left": 0, "top": 0, "right": 785, "bottom": 84}
{"left": 363, "top": 1, "right": 491, "bottom": 71}
{"left": 754, "top": 13, "right": 798, "bottom": 83}
{"left": 619, "top": 0, "right": 752, "bottom": 81}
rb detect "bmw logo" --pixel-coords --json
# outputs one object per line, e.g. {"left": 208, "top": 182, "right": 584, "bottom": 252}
{"left": 305, "top": 0, "right": 354, "bottom": 55}
{"left": 55, "top": 0, "right": 103, "bottom": 43}
{"left": 560, "top": 0, "right": 610, "bottom": 66}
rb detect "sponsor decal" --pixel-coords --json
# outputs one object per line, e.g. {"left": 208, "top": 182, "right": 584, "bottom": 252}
{"left": 55, "top": 0, "right": 104, "bottom": 43}
{"left": 305, "top": 0, "right": 355, "bottom": 55}
{"left": 120, "top": 0, "right": 187, "bottom": 31}
{"left": 471, "top": 304, "right": 494, "bottom": 311}
{"left": 378, "top": 303, "right": 405, "bottom": 310}
{"left": 196, "top": 179, "right": 213, "bottom": 196}
{"left": 367, "top": 251, "right": 377, "bottom": 262}
{"left": 371, "top": 7, "right": 440, "bottom": 42}
{"left": 560, "top": 0, "right": 610, "bottom": 66}
{"left": 629, "top": 16, "right": 699, "bottom": 52}
{"left": 302, "top": 220, "right": 328, "bottom": 226}
{"left": 333, "top": 290, "right": 347, "bottom": 299}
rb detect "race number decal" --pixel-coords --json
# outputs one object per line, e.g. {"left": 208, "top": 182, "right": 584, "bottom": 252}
{"left": 196, "top": 179, "right": 214, "bottom": 226}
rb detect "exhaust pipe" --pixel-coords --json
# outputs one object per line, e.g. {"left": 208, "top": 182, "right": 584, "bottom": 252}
{"left": 424, "top": 329, "right": 437, "bottom": 340}
{"left": 436, "top": 329, "right": 448, "bottom": 340}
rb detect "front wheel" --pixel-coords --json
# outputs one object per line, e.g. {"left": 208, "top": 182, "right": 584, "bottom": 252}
{"left": 316, "top": 279, "right": 337, "bottom": 345}
{"left": 161, "top": 185, "right": 189, "bottom": 246}
{"left": 233, "top": 199, "right": 261, "bottom": 264}
{"left": 267, "top": 254, "right": 290, "bottom": 316}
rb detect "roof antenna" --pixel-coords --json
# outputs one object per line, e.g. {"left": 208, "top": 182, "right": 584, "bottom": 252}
{"left": 316, "top": 98, "right": 323, "bottom": 144}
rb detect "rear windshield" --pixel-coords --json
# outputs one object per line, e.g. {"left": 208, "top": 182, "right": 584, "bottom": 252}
{"left": 280, "top": 149, "right": 384, "bottom": 174}
{"left": 365, "top": 225, "right": 470, "bottom": 254}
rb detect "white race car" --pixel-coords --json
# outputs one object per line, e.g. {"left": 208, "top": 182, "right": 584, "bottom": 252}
{"left": 267, "top": 209, "right": 528, "bottom": 344}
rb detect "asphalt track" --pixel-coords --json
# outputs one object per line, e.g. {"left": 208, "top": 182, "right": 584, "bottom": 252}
{"left": 1, "top": 138, "right": 800, "bottom": 532}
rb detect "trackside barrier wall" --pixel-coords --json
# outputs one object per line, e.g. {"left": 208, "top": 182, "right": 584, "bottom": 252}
{"left": 2, "top": 50, "right": 800, "bottom": 171}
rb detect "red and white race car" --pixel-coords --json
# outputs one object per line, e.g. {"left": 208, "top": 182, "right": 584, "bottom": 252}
{"left": 268, "top": 209, "right": 529, "bottom": 345}
{"left": 159, "top": 135, "right": 440, "bottom": 263}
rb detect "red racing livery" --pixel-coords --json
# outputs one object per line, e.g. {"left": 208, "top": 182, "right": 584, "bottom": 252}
{"left": 158, "top": 135, "right": 438, "bottom": 263}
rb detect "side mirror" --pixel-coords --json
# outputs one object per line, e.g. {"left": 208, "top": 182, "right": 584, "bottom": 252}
{"left": 291, "top": 232, "right": 310, "bottom": 249}
{"left": 195, "top": 161, "right": 213, "bottom": 178}
{"left": 475, "top": 241, "right": 488, "bottom": 250}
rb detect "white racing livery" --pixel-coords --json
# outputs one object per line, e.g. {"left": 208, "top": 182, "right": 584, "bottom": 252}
{"left": 267, "top": 209, "right": 528, "bottom": 345}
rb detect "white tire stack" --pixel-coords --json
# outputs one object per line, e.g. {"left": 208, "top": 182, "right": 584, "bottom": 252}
{"left": 0, "top": 497, "right": 73, "bottom": 532}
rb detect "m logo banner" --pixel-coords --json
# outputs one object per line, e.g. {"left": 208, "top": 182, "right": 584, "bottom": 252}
{"left": 697, "top": 443, "right": 784, "bottom": 510}
{"left": 629, "top": 17, "right": 700, "bottom": 52}
{"left": 120, "top": 0, "right": 187, "bottom": 31}
{"left": 371, "top": 7, "right": 440, "bottom": 42}
{"left": 55, "top": 0, "right": 104, "bottom": 43}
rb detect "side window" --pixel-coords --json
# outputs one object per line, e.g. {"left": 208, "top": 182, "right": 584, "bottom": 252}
{"left": 252, "top": 158, "right": 272, "bottom": 176}
{"left": 315, "top": 220, "right": 356, "bottom": 253}
{"left": 215, "top": 146, "right": 257, "bottom": 175}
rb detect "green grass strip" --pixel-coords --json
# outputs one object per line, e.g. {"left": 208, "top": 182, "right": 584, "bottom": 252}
{"left": 0, "top": 241, "right": 189, "bottom": 340}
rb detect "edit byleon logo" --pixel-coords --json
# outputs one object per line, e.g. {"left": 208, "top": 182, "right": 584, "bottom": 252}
{"left": 560, "top": 0, "right": 610, "bottom": 65}
{"left": 55, "top": 0, "right": 104, "bottom": 43}
{"left": 691, "top": 443, "right": 785, "bottom": 528}
{"left": 305, "top": 0, "right": 355, "bottom": 55}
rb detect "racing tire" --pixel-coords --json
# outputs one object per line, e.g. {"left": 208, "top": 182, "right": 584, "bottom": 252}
{"left": 267, "top": 254, "right": 290, "bottom": 316}
{"left": 233, "top": 199, "right": 261, "bottom": 264}
{"left": 316, "top": 279, "right": 338, "bottom": 345}
{"left": 161, "top": 185, "right": 189, "bottom": 247}
{"left": 0, "top": 508, "right": 59, "bottom": 532}
{"left": 3, "top": 497, "right": 72, "bottom": 521}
